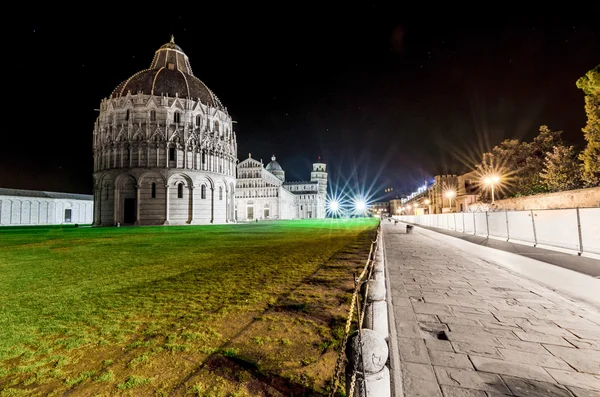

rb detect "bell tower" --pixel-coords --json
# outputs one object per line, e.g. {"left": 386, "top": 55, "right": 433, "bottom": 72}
{"left": 311, "top": 156, "right": 328, "bottom": 217}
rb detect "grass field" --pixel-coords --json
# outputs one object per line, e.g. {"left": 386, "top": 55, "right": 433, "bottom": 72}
{"left": 0, "top": 218, "right": 378, "bottom": 396}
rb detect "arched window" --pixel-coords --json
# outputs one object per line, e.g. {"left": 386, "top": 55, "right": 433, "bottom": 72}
{"left": 106, "top": 185, "right": 109, "bottom": 200}
{"left": 202, "top": 151, "right": 206, "bottom": 164}
{"left": 214, "top": 120, "right": 220, "bottom": 134}
{"left": 177, "top": 183, "right": 183, "bottom": 198}
{"left": 174, "top": 112, "right": 181, "bottom": 123}
{"left": 201, "top": 185, "right": 206, "bottom": 199}
{"left": 196, "top": 115, "right": 201, "bottom": 126}
{"left": 219, "top": 186, "right": 223, "bottom": 200}
{"left": 151, "top": 182, "right": 156, "bottom": 198}
{"left": 126, "top": 109, "right": 130, "bottom": 121}
{"left": 150, "top": 110, "right": 156, "bottom": 121}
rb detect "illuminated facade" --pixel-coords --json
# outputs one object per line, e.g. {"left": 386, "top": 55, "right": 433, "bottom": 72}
{"left": 92, "top": 38, "right": 236, "bottom": 225}
{"left": 235, "top": 155, "right": 327, "bottom": 220}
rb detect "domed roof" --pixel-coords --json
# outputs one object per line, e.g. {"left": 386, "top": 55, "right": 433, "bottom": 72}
{"left": 265, "top": 155, "right": 283, "bottom": 171}
{"left": 110, "top": 36, "right": 224, "bottom": 110}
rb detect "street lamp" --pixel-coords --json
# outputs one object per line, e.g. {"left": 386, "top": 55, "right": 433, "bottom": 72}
{"left": 445, "top": 190, "right": 456, "bottom": 212}
{"left": 424, "top": 199, "right": 430, "bottom": 205}
{"left": 483, "top": 175, "right": 500, "bottom": 203}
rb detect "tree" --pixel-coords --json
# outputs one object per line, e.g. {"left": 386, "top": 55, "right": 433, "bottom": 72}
{"left": 476, "top": 126, "right": 563, "bottom": 197}
{"left": 576, "top": 64, "right": 600, "bottom": 186}
{"left": 540, "top": 145, "right": 582, "bottom": 192}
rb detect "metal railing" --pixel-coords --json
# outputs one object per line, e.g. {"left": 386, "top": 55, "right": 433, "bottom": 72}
{"left": 329, "top": 220, "right": 390, "bottom": 397}
{"left": 395, "top": 207, "right": 600, "bottom": 256}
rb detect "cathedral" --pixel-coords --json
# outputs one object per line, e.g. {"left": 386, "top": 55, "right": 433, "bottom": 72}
{"left": 235, "top": 155, "right": 327, "bottom": 221}
{"left": 92, "top": 37, "right": 326, "bottom": 226}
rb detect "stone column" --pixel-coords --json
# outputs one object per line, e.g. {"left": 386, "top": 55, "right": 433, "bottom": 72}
{"left": 210, "top": 187, "right": 214, "bottom": 223}
{"left": 164, "top": 184, "right": 170, "bottom": 225}
{"left": 189, "top": 185, "right": 197, "bottom": 224}
{"left": 134, "top": 185, "right": 141, "bottom": 225}
{"left": 113, "top": 186, "right": 120, "bottom": 226}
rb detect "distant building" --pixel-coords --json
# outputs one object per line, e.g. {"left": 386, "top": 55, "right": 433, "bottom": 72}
{"left": 400, "top": 171, "right": 481, "bottom": 215}
{"left": 235, "top": 155, "right": 327, "bottom": 221}
{"left": 0, "top": 188, "right": 93, "bottom": 226}
{"left": 370, "top": 201, "right": 390, "bottom": 217}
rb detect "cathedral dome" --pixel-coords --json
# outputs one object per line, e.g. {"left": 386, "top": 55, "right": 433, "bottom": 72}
{"left": 110, "top": 36, "right": 224, "bottom": 109}
{"left": 266, "top": 156, "right": 283, "bottom": 171}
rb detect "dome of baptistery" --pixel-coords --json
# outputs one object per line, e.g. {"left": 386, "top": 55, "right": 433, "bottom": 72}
{"left": 92, "top": 36, "right": 237, "bottom": 227}
{"left": 110, "top": 37, "right": 224, "bottom": 109}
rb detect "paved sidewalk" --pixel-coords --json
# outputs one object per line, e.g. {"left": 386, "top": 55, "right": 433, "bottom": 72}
{"left": 408, "top": 224, "right": 600, "bottom": 277}
{"left": 383, "top": 221, "right": 600, "bottom": 397}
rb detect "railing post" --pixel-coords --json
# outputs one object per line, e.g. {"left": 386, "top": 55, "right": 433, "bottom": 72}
{"left": 530, "top": 209, "right": 538, "bottom": 247}
{"left": 345, "top": 329, "right": 390, "bottom": 397}
{"left": 473, "top": 212, "right": 476, "bottom": 235}
{"left": 505, "top": 210, "right": 510, "bottom": 242}
{"left": 485, "top": 211, "right": 490, "bottom": 237}
{"left": 576, "top": 207, "right": 583, "bottom": 256}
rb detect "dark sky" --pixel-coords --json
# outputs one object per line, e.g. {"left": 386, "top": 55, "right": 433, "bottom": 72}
{"left": 3, "top": 4, "right": 599, "bottom": 200}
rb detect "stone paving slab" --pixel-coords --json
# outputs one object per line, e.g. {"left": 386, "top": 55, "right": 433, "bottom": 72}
{"left": 383, "top": 222, "right": 600, "bottom": 397}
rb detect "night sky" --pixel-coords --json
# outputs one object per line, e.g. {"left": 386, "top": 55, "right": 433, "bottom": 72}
{"left": 4, "top": 5, "right": 599, "bottom": 200}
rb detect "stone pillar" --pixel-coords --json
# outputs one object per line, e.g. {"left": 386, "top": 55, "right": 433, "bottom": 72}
{"left": 189, "top": 185, "right": 197, "bottom": 224}
{"left": 113, "top": 186, "right": 120, "bottom": 226}
{"left": 164, "top": 184, "right": 170, "bottom": 225}
{"left": 94, "top": 187, "right": 101, "bottom": 226}
{"left": 134, "top": 185, "right": 141, "bottom": 225}
{"left": 210, "top": 187, "right": 215, "bottom": 223}
{"left": 363, "top": 278, "right": 388, "bottom": 340}
{"left": 345, "top": 329, "right": 390, "bottom": 397}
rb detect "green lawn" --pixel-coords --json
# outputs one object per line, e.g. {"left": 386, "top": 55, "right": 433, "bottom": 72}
{"left": 0, "top": 218, "right": 378, "bottom": 396}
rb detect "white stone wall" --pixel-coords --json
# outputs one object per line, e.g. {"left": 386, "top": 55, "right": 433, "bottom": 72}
{"left": 93, "top": 91, "right": 237, "bottom": 226}
{"left": 0, "top": 196, "right": 93, "bottom": 226}
{"left": 93, "top": 169, "right": 235, "bottom": 226}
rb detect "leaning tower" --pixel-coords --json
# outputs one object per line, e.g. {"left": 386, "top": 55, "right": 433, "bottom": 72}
{"left": 92, "top": 37, "right": 237, "bottom": 226}
{"left": 310, "top": 158, "right": 328, "bottom": 218}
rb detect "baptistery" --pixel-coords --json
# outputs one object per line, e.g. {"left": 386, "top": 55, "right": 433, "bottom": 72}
{"left": 92, "top": 37, "right": 236, "bottom": 225}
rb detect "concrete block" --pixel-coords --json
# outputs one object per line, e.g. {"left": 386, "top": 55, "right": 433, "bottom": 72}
{"left": 428, "top": 350, "right": 473, "bottom": 369}
{"left": 402, "top": 362, "right": 442, "bottom": 397}
{"left": 545, "top": 369, "right": 600, "bottom": 391}
{"left": 439, "top": 385, "right": 487, "bottom": 396}
{"left": 397, "top": 337, "right": 429, "bottom": 364}
{"left": 501, "top": 375, "right": 574, "bottom": 397}
{"left": 496, "top": 338, "right": 549, "bottom": 354}
{"left": 497, "top": 348, "right": 571, "bottom": 370}
{"left": 469, "top": 356, "right": 555, "bottom": 382}
{"left": 425, "top": 339, "right": 454, "bottom": 352}
{"left": 513, "top": 331, "right": 572, "bottom": 347}
{"left": 433, "top": 366, "right": 511, "bottom": 394}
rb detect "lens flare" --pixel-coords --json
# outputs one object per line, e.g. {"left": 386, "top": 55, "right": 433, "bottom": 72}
{"left": 355, "top": 200, "right": 366, "bottom": 211}
{"left": 328, "top": 200, "right": 340, "bottom": 212}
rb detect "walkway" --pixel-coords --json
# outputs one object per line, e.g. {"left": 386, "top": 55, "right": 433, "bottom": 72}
{"left": 407, "top": 223, "right": 600, "bottom": 278}
{"left": 383, "top": 221, "right": 600, "bottom": 397}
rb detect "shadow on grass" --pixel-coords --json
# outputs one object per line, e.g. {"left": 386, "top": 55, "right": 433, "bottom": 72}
{"left": 206, "top": 355, "right": 322, "bottom": 397}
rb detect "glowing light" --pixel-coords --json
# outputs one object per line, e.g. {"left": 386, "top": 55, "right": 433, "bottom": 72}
{"left": 355, "top": 200, "right": 366, "bottom": 211}
{"left": 424, "top": 199, "right": 430, "bottom": 205}
{"left": 482, "top": 175, "right": 501, "bottom": 203}
{"left": 328, "top": 200, "right": 340, "bottom": 212}
{"left": 445, "top": 190, "right": 456, "bottom": 199}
